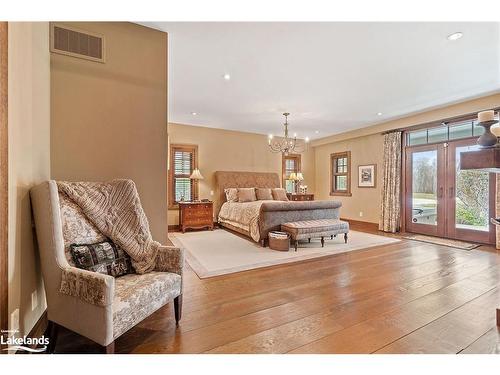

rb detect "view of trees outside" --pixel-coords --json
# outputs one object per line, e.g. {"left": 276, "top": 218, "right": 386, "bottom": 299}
{"left": 411, "top": 146, "right": 489, "bottom": 231}
{"left": 412, "top": 151, "right": 437, "bottom": 225}
{"left": 455, "top": 146, "right": 489, "bottom": 231}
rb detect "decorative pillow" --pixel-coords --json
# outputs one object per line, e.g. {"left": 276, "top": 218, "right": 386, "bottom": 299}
{"left": 238, "top": 188, "right": 257, "bottom": 202}
{"left": 272, "top": 188, "right": 289, "bottom": 201}
{"left": 70, "top": 241, "right": 133, "bottom": 277}
{"left": 256, "top": 188, "right": 273, "bottom": 200}
{"left": 224, "top": 188, "right": 238, "bottom": 203}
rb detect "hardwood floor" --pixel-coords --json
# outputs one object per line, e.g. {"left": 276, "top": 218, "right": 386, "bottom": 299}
{"left": 55, "top": 223, "right": 500, "bottom": 354}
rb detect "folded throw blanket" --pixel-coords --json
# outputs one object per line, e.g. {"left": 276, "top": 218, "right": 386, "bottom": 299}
{"left": 57, "top": 179, "right": 160, "bottom": 274}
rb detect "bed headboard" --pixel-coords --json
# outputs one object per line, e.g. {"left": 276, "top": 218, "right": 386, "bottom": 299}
{"left": 214, "top": 171, "right": 281, "bottom": 216}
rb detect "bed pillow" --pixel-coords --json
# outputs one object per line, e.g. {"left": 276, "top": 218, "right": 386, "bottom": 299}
{"left": 238, "top": 188, "right": 257, "bottom": 202}
{"left": 70, "top": 241, "right": 133, "bottom": 277}
{"left": 272, "top": 188, "right": 289, "bottom": 201}
{"left": 256, "top": 188, "right": 273, "bottom": 200}
{"left": 224, "top": 188, "right": 238, "bottom": 203}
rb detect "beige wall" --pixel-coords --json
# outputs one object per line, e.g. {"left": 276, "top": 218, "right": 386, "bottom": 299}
{"left": 50, "top": 22, "right": 168, "bottom": 243}
{"left": 314, "top": 133, "right": 384, "bottom": 223}
{"left": 167, "top": 123, "right": 315, "bottom": 225}
{"left": 8, "top": 22, "right": 50, "bottom": 336}
{"left": 313, "top": 93, "right": 500, "bottom": 224}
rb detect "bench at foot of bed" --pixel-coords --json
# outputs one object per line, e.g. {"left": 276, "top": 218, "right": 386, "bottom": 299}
{"left": 281, "top": 219, "right": 349, "bottom": 251}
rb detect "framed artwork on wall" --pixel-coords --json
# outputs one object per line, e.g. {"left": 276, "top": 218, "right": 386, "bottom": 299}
{"left": 358, "top": 164, "right": 376, "bottom": 188}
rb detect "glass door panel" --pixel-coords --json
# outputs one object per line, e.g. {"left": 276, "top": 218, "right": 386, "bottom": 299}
{"left": 447, "top": 140, "right": 495, "bottom": 243}
{"left": 411, "top": 150, "right": 438, "bottom": 226}
{"left": 405, "top": 144, "right": 445, "bottom": 237}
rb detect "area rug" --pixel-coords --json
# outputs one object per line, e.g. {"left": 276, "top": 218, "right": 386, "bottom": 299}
{"left": 401, "top": 234, "right": 480, "bottom": 250}
{"left": 170, "top": 229, "right": 400, "bottom": 278}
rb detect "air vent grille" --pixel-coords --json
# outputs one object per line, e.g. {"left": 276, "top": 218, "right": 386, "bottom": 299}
{"left": 50, "top": 24, "right": 105, "bottom": 63}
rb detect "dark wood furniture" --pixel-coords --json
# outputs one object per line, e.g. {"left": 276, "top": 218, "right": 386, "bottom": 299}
{"left": 286, "top": 193, "right": 314, "bottom": 201}
{"left": 460, "top": 147, "right": 500, "bottom": 173}
{"left": 178, "top": 201, "right": 214, "bottom": 233}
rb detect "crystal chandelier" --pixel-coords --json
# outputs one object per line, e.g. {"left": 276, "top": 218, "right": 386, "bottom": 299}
{"left": 268, "top": 112, "right": 309, "bottom": 155}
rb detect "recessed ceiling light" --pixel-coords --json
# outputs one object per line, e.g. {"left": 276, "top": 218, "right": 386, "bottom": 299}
{"left": 191, "top": 112, "right": 197, "bottom": 116}
{"left": 377, "top": 112, "right": 383, "bottom": 116}
{"left": 315, "top": 130, "right": 320, "bottom": 134}
{"left": 447, "top": 32, "right": 463, "bottom": 41}
{"left": 223, "top": 73, "right": 231, "bottom": 80}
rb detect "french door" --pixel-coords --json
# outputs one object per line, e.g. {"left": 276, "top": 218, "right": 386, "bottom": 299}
{"left": 405, "top": 138, "right": 495, "bottom": 244}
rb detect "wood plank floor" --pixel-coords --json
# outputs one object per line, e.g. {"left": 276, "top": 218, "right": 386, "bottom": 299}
{"left": 55, "top": 223, "right": 500, "bottom": 354}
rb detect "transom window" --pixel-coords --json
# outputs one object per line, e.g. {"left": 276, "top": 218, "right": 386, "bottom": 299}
{"left": 406, "top": 116, "right": 499, "bottom": 147}
{"left": 169, "top": 144, "right": 198, "bottom": 207}
{"left": 330, "top": 151, "right": 351, "bottom": 196}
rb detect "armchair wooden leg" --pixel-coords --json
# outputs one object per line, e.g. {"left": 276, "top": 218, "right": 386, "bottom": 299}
{"left": 496, "top": 307, "right": 500, "bottom": 326}
{"left": 344, "top": 233, "right": 348, "bottom": 243}
{"left": 174, "top": 295, "right": 183, "bottom": 325}
{"left": 46, "top": 320, "right": 59, "bottom": 354}
{"left": 321, "top": 237, "right": 325, "bottom": 247}
{"left": 104, "top": 341, "right": 115, "bottom": 354}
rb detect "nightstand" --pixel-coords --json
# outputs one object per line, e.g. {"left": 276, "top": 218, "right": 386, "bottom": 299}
{"left": 286, "top": 193, "right": 314, "bottom": 201}
{"left": 178, "top": 201, "right": 214, "bottom": 233}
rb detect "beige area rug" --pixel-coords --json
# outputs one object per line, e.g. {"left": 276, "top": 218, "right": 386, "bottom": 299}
{"left": 170, "top": 229, "right": 401, "bottom": 278}
{"left": 401, "top": 234, "right": 480, "bottom": 250}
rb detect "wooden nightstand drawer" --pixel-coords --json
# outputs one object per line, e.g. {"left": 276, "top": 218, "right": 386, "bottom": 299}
{"left": 178, "top": 201, "right": 214, "bottom": 233}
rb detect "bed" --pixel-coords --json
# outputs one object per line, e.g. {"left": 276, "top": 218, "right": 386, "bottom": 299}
{"left": 214, "top": 171, "right": 342, "bottom": 245}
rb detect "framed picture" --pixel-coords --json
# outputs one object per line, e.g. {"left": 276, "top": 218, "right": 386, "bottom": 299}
{"left": 358, "top": 164, "right": 376, "bottom": 188}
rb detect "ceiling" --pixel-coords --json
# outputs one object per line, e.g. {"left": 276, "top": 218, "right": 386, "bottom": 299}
{"left": 141, "top": 22, "right": 500, "bottom": 140}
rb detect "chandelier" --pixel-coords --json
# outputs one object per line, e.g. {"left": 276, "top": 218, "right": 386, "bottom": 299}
{"left": 268, "top": 112, "right": 309, "bottom": 155}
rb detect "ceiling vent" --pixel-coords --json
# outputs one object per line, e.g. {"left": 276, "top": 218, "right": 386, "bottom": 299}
{"left": 50, "top": 23, "right": 106, "bottom": 63}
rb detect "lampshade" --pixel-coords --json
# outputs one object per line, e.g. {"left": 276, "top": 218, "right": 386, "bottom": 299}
{"left": 289, "top": 172, "right": 297, "bottom": 181}
{"left": 190, "top": 168, "right": 204, "bottom": 180}
{"left": 296, "top": 172, "right": 304, "bottom": 181}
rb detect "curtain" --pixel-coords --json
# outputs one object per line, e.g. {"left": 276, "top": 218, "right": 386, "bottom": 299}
{"left": 379, "top": 131, "right": 402, "bottom": 233}
{"left": 496, "top": 175, "right": 500, "bottom": 249}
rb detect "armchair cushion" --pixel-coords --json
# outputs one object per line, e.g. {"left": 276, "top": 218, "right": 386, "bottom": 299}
{"left": 59, "top": 192, "right": 107, "bottom": 266}
{"left": 59, "top": 266, "right": 115, "bottom": 307}
{"left": 154, "top": 245, "right": 184, "bottom": 276}
{"left": 113, "top": 272, "right": 181, "bottom": 338}
{"left": 70, "top": 241, "right": 134, "bottom": 277}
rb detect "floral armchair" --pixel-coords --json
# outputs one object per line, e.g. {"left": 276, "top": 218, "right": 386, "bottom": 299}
{"left": 30, "top": 181, "right": 183, "bottom": 354}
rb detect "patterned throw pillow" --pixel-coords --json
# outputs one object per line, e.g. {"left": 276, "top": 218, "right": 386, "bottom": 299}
{"left": 272, "top": 188, "right": 289, "bottom": 201}
{"left": 256, "top": 188, "right": 273, "bottom": 200}
{"left": 70, "top": 241, "right": 133, "bottom": 277}
{"left": 238, "top": 188, "right": 257, "bottom": 202}
{"left": 224, "top": 188, "right": 238, "bottom": 203}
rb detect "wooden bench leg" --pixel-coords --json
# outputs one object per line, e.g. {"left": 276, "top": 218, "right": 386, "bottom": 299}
{"left": 344, "top": 233, "right": 348, "bottom": 243}
{"left": 308, "top": 238, "right": 311, "bottom": 243}
{"left": 321, "top": 237, "right": 324, "bottom": 247}
{"left": 295, "top": 240, "right": 298, "bottom": 251}
{"left": 496, "top": 307, "right": 500, "bottom": 326}
{"left": 174, "top": 294, "right": 183, "bottom": 325}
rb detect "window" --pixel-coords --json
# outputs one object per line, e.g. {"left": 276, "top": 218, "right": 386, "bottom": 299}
{"left": 405, "top": 114, "right": 500, "bottom": 146}
{"left": 282, "top": 154, "right": 301, "bottom": 193}
{"left": 330, "top": 151, "right": 351, "bottom": 196}
{"left": 169, "top": 144, "right": 198, "bottom": 207}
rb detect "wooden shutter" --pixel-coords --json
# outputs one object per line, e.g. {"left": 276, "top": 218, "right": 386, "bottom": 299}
{"left": 169, "top": 145, "right": 198, "bottom": 207}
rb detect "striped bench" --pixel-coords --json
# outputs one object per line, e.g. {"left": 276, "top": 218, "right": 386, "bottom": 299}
{"left": 281, "top": 219, "right": 349, "bottom": 251}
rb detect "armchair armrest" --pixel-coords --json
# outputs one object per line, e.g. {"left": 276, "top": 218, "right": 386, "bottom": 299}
{"left": 154, "top": 245, "right": 184, "bottom": 276}
{"left": 59, "top": 266, "right": 115, "bottom": 307}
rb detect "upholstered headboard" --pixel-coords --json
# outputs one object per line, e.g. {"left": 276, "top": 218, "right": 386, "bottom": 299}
{"left": 214, "top": 171, "right": 281, "bottom": 216}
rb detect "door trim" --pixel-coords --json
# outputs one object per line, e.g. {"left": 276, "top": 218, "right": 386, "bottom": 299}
{"left": 0, "top": 21, "right": 8, "bottom": 347}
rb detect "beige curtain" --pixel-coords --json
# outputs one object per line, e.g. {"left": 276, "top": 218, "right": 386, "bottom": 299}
{"left": 379, "top": 131, "right": 402, "bottom": 233}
